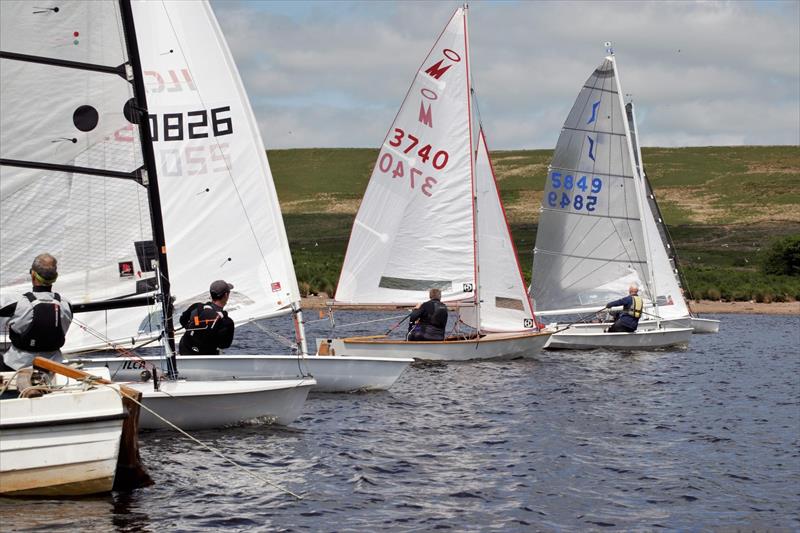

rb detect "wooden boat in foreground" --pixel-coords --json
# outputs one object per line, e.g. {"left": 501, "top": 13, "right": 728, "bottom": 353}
{"left": 0, "top": 358, "right": 149, "bottom": 497}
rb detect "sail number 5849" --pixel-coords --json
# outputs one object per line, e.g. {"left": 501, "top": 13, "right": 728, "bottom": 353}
{"left": 547, "top": 171, "right": 602, "bottom": 212}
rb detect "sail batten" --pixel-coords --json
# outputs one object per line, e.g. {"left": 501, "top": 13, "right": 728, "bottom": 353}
{"left": 0, "top": 50, "right": 127, "bottom": 76}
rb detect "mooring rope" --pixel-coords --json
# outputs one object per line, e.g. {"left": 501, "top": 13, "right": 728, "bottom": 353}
{"left": 101, "top": 382, "right": 304, "bottom": 500}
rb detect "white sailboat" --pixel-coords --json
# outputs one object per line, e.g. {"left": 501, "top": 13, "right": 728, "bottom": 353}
{"left": 0, "top": 0, "right": 314, "bottom": 428}
{"left": 64, "top": 0, "right": 411, "bottom": 392}
{"left": 329, "top": 6, "right": 551, "bottom": 361}
{"left": 530, "top": 51, "right": 692, "bottom": 350}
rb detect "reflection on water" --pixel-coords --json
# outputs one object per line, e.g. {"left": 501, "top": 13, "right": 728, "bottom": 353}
{"left": 2, "top": 313, "right": 798, "bottom": 531}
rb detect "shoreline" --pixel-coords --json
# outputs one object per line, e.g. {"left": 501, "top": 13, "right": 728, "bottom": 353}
{"left": 300, "top": 297, "right": 799, "bottom": 316}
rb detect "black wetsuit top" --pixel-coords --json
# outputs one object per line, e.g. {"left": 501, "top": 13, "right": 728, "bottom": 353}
{"left": 408, "top": 298, "right": 448, "bottom": 341}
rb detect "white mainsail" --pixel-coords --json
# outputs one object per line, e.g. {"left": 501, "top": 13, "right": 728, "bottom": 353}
{"left": 335, "top": 7, "right": 476, "bottom": 306}
{"left": 531, "top": 56, "right": 657, "bottom": 314}
{"left": 131, "top": 0, "right": 301, "bottom": 328}
{"left": 0, "top": 0, "right": 160, "bottom": 351}
{"left": 335, "top": 6, "right": 535, "bottom": 334}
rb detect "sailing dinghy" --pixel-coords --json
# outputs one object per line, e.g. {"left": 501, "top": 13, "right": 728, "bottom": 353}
{"left": 530, "top": 51, "right": 692, "bottom": 350}
{"left": 62, "top": 0, "right": 411, "bottom": 392}
{"left": 0, "top": 0, "right": 314, "bottom": 429}
{"left": 328, "top": 6, "right": 551, "bottom": 361}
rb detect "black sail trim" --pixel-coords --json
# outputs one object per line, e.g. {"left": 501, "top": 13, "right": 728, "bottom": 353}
{"left": 0, "top": 158, "right": 143, "bottom": 183}
{"left": 0, "top": 51, "right": 127, "bottom": 79}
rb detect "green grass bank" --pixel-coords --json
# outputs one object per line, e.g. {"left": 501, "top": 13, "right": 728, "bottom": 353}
{"left": 269, "top": 146, "right": 800, "bottom": 302}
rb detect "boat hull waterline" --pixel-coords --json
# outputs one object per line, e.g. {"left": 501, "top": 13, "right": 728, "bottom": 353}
{"left": 0, "top": 386, "right": 125, "bottom": 497}
{"left": 330, "top": 331, "right": 553, "bottom": 361}
{"left": 544, "top": 327, "right": 693, "bottom": 350}
{"left": 125, "top": 379, "right": 315, "bottom": 430}
{"left": 71, "top": 354, "right": 412, "bottom": 393}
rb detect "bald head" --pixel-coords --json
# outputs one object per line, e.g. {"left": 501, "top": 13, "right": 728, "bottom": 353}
{"left": 31, "top": 253, "right": 58, "bottom": 286}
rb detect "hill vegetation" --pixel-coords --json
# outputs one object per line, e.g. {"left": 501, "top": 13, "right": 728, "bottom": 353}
{"left": 268, "top": 146, "right": 800, "bottom": 302}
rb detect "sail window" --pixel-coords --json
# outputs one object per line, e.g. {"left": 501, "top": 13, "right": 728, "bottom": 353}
{"left": 495, "top": 297, "right": 524, "bottom": 311}
{"left": 378, "top": 277, "right": 452, "bottom": 292}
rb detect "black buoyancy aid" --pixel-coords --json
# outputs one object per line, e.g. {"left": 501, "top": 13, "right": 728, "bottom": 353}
{"left": 624, "top": 295, "right": 644, "bottom": 319}
{"left": 9, "top": 292, "right": 66, "bottom": 351}
{"left": 182, "top": 303, "right": 225, "bottom": 353}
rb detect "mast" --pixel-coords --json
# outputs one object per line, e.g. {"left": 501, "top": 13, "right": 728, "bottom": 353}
{"left": 610, "top": 52, "right": 660, "bottom": 325}
{"left": 463, "top": 4, "right": 481, "bottom": 333}
{"left": 118, "top": 0, "right": 178, "bottom": 376}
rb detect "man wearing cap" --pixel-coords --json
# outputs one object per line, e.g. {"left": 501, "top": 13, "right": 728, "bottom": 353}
{"left": 177, "top": 280, "right": 236, "bottom": 355}
{"left": 1, "top": 253, "right": 73, "bottom": 370}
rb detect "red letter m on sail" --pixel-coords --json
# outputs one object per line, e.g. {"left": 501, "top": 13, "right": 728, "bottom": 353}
{"left": 424, "top": 59, "right": 451, "bottom": 80}
{"left": 419, "top": 102, "right": 433, "bottom": 128}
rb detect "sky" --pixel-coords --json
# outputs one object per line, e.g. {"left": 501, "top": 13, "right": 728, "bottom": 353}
{"left": 210, "top": 0, "right": 800, "bottom": 150}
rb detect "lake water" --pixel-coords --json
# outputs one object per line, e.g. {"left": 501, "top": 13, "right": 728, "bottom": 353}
{"left": 2, "top": 313, "right": 798, "bottom": 531}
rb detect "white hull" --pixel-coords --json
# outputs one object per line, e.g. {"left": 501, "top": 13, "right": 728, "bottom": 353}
{"left": 330, "top": 331, "right": 552, "bottom": 361}
{"left": 126, "top": 379, "right": 315, "bottom": 430}
{"left": 690, "top": 317, "right": 720, "bottom": 334}
{"left": 545, "top": 327, "right": 693, "bottom": 350}
{"left": 0, "top": 386, "right": 125, "bottom": 496}
{"left": 547, "top": 316, "right": 715, "bottom": 335}
{"left": 70, "top": 354, "right": 411, "bottom": 393}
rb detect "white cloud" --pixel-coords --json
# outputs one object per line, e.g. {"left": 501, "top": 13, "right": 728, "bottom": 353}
{"left": 211, "top": 0, "right": 800, "bottom": 149}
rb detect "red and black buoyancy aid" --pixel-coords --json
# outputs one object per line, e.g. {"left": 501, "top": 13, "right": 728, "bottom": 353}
{"left": 9, "top": 292, "right": 66, "bottom": 352}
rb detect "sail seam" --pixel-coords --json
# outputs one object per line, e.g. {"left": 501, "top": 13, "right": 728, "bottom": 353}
{"left": 549, "top": 165, "right": 633, "bottom": 180}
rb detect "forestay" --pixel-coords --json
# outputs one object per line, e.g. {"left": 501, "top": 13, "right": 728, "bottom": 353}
{"left": 131, "top": 0, "right": 300, "bottom": 325}
{"left": 0, "top": 1, "right": 160, "bottom": 351}
{"left": 531, "top": 57, "right": 656, "bottom": 313}
{"left": 335, "top": 7, "right": 476, "bottom": 306}
{"left": 460, "top": 129, "right": 535, "bottom": 332}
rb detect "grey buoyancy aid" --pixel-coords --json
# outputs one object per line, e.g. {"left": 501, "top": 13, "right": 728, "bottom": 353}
{"left": 624, "top": 295, "right": 644, "bottom": 319}
{"left": 9, "top": 292, "right": 67, "bottom": 351}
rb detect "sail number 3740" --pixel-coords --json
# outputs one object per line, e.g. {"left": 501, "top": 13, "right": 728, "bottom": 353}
{"left": 547, "top": 172, "right": 603, "bottom": 212}
{"left": 379, "top": 127, "right": 450, "bottom": 197}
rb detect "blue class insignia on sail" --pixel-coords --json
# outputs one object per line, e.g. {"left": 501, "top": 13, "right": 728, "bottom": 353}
{"left": 587, "top": 100, "right": 601, "bottom": 125}
{"left": 587, "top": 135, "right": 596, "bottom": 161}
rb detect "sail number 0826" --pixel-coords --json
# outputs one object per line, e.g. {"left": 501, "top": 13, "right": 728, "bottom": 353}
{"left": 547, "top": 171, "right": 602, "bottom": 212}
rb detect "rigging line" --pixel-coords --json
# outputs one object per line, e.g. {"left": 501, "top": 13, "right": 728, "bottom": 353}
{"left": 101, "top": 383, "right": 304, "bottom": 500}
{"left": 70, "top": 317, "right": 159, "bottom": 369}
{"left": 335, "top": 314, "right": 408, "bottom": 330}
{"left": 159, "top": 4, "right": 276, "bottom": 283}
{"left": 248, "top": 319, "right": 297, "bottom": 350}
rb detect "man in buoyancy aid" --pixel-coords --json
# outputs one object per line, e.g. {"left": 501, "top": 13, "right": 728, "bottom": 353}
{"left": 605, "top": 285, "right": 644, "bottom": 333}
{"left": 178, "top": 280, "right": 235, "bottom": 355}
{"left": 408, "top": 288, "right": 449, "bottom": 341}
{"left": 1, "top": 254, "right": 73, "bottom": 371}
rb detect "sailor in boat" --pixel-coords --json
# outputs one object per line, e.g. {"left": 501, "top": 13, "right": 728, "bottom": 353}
{"left": 178, "top": 280, "right": 236, "bottom": 355}
{"left": 407, "top": 288, "right": 449, "bottom": 341}
{"left": 1, "top": 254, "right": 73, "bottom": 371}
{"left": 605, "top": 285, "right": 644, "bottom": 333}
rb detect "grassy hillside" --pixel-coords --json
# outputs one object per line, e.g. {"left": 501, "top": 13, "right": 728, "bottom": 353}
{"left": 268, "top": 146, "right": 800, "bottom": 301}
